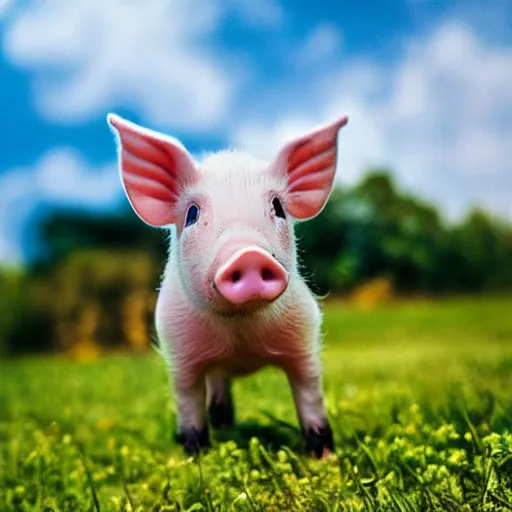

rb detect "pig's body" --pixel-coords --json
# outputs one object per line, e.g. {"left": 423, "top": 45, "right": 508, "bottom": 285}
{"left": 157, "top": 271, "right": 320, "bottom": 383}
{"left": 107, "top": 115, "right": 349, "bottom": 458}
{"left": 156, "top": 266, "right": 324, "bottom": 428}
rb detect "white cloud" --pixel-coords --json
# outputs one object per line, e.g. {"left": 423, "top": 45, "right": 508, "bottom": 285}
{"left": 36, "top": 149, "right": 121, "bottom": 207}
{"left": 1, "top": 1, "right": 511, "bottom": 240}
{"left": 298, "top": 24, "right": 342, "bottom": 65}
{"left": 232, "top": 21, "right": 512, "bottom": 221}
{"left": 2, "top": 0, "right": 239, "bottom": 131}
{"left": 0, "top": 0, "right": 12, "bottom": 18}
{"left": 228, "top": 0, "right": 284, "bottom": 28}
{"left": 0, "top": 149, "right": 124, "bottom": 264}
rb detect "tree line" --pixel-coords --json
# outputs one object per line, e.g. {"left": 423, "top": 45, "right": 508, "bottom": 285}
{"left": 1, "top": 170, "right": 511, "bottom": 355}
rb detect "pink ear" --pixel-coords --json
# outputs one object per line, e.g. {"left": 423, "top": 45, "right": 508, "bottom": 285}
{"left": 107, "top": 113, "right": 198, "bottom": 227}
{"left": 271, "top": 115, "right": 348, "bottom": 220}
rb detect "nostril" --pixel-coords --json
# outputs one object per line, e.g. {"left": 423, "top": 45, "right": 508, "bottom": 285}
{"left": 261, "top": 268, "right": 275, "bottom": 281}
{"left": 214, "top": 247, "right": 288, "bottom": 305}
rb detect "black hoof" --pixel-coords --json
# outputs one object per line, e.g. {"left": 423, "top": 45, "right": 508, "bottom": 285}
{"left": 303, "top": 421, "right": 335, "bottom": 458}
{"left": 208, "top": 392, "right": 235, "bottom": 429}
{"left": 177, "top": 426, "right": 211, "bottom": 455}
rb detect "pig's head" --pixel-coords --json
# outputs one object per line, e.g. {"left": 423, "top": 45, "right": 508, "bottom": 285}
{"left": 107, "top": 114, "right": 348, "bottom": 315}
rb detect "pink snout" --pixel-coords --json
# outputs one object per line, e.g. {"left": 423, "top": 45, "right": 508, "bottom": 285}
{"left": 214, "top": 247, "right": 288, "bottom": 305}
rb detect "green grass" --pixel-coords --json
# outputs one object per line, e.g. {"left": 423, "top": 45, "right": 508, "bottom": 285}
{"left": 1, "top": 296, "right": 511, "bottom": 511}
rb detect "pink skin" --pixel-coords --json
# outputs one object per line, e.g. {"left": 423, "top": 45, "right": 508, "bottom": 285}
{"left": 214, "top": 246, "right": 288, "bottom": 306}
{"left": 107, "top": 112, "right": 349, "bottom": 458}
{"left": 155, "top": 275, "right": 325, "bottom": 446}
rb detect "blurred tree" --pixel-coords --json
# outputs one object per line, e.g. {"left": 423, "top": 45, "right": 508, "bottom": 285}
{"left": 349, "top": 171, "right": 446, "bottom": 292}
{"left": 33, "top": 207, "right": 167, "bottom": 273}
{"left": 0, "top": 267, "right": 25, "bottom": 355}
{"left": 296, "top": 170, "right": 447, "bottom": 295}
{"left": 3, "top": 209, "right": 165, "bottom": 355}
{"left": 295, "top": 187, "right": 353, "bottom": 294}
{"left": 3, "top": 169, "right": 512, "bottom": 356}
{"left": 1, "top": 271, "right": 56, "bottom": 355}
{"left": 440, "top": 209, "right": 512, "bottom": 292}
{"left": 50, "top": 249, "right": 157, "bottom": 356}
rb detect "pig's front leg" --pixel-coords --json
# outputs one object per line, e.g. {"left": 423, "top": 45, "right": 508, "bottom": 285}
{"left": 156, "top": 290, "right": 216, "bottom": 455}
{"left": 286, "top": 363, "right": 335, "bottom": 458}
{"left": 173, "top": 373, "right": 211, "bottom": 455}
{"left": 206, "top": 372, "right": 235, "bottom": 429}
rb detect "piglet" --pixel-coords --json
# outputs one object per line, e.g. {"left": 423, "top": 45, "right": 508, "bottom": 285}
{"left": 107, "top": 112, "right": 349, "bottom": 458}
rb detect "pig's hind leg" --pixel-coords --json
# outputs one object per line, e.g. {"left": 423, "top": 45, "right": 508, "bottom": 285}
{"left": 206, "top": 371, "right": 235, "bottom": 429}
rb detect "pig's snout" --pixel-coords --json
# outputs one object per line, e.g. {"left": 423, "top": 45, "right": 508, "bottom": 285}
{"left": 214, "top": 247, "right": 288, "bottom": 306}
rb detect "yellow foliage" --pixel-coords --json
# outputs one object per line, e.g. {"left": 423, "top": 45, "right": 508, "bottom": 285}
{"left": 69, "top": 338, "right": 102, "bottom": 362}
{"left": 49, "top": 249, "right": 158, "bottom": 353}
{"left": 123, "top": 291, "right": 152, "bottom": 352}
{"left": 96, "top": 417, "right": 115, "bottom": 431}
{"left": 0, "top": 268, "right": 25, "bottom": 352}
{"left": 350, "top": 277, "right": 394, "bottom": 309}
{"left": 79, "top": 303, "right": 99, "bottom": 344}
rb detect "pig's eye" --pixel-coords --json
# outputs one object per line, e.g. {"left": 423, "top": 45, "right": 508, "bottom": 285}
{"left": 272, "top": 197, "right": 286, "bottom": 219}
{"left": 185, "top": 204, "right": 200, "bottom": 227}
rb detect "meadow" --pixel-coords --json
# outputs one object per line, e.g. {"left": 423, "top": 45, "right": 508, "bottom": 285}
{"left": 1, "top": 296, "right": 511, "bottom": 511}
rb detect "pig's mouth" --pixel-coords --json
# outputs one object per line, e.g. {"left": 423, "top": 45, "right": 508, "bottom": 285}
{"left": 209, "top": 298, "right": 270, "bottom": 318}
{"left": 209, "top": 246, "right": 289, "bottom": 314}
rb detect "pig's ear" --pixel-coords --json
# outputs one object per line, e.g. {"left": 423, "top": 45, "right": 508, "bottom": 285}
{"left": 107, "top": 113, "right": 198, "bottom": 227}
{"left": 271, "top": 115, "right": 348, "bottom": 220}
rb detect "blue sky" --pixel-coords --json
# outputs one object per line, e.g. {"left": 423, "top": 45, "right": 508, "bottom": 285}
{"left": 1, "top": 0, "right": 511, "bottom": 264}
